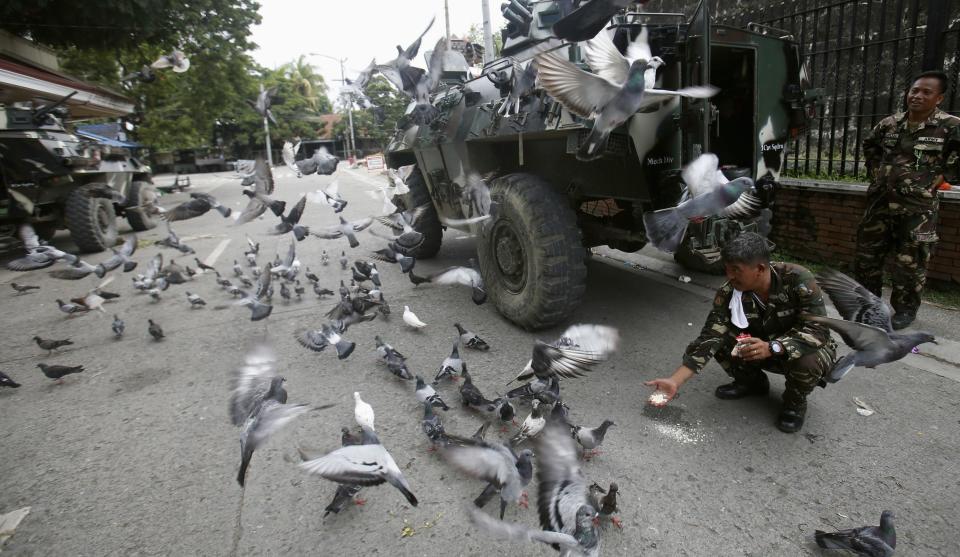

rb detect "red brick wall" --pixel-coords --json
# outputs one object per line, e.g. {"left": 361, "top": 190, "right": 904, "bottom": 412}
{"left": 770, "top": 183, "right": 960, "bottom": 283}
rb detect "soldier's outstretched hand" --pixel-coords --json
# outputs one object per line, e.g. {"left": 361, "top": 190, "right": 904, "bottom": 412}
{"left": 644, "top": 378, "right": 679, "bottom": 406}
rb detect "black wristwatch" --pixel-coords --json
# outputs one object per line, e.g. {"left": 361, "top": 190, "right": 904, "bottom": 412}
{"left": 769, "top": 340, "right": 785, "bottom": 357}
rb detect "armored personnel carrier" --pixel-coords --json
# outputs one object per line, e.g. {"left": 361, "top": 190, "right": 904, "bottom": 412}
{"left": 0, "top": 92, "right": 158, "bottom": 254}
{"left": 386, "top": 1, "right": 819, "bottom": 330}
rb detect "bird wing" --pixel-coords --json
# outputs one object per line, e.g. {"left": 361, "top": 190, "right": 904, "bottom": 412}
{"left": 165, "top": 198, "right": 210, "bottom": 222}
{"left": 300, "top": 445, "right": 390, "bottom": 486}
{"left": 282, "top": 241, "right": 297, "bottom": 268}
{"left": 255, "top": 264, "right": 272, "bottom": 299}
{"left": 582, "top": 28, "right": 630, "bottom": 84}
{"left": 376, "top": 64, "right": 407, "bottom": 93}
{"left": 682, "top": 153, "right": 722, "bottom": 200}
{"left": 466, "top": 506, "right": 583, "bottom": 550}
{"left": 716, "top": 190, "right": 764, "bottom": 219}
{"left": 146, "top": 253, "right": 163, "bottom": 280}
{"left": 536, "top": 418, "right": 592, "bottom": 536}
{"left": 801, "top": 314, "right": 895, "bottom": 352}
{"left": 49, "top": 266, "right": 94, "bottom": 280}
{"left": 429, "top": 266, "right": 482, "bottom": 287}
{"left": 625, "top": 26, "right": 654, "bottom": 63}
{"left": 404, "top": 15, "right": 436, "bottom": 60}
{"left": 443, "top": 444, "right": 516, "bottom": 487}
{"left": 528, "top": 341, "right": 608, "bottom": 380}
{"left": 816, "top": 269, "right": 893, "bottom": 331}
{"left": 351, "top": 217, "right": 375, "bottom": 232}
{"left": 296, "top": 328, "right": 330, "bottom": 351}
{"left": 282, "top": 141, "right": 299, "bottom": 173}
{"left": 310, "top": 229, "right": 344, "bottom": 240}
{"left": 535, "top": 51, "right": 621, "bottom": 119}
{"left": 236, "top": 198, "right": 267, "bottom": 225}
{"left": 557, "top": 324, "right": 620, "bottom": 356}
{"left": 229, "top": 345, "right": 278, "bottom": 426}
{"left": 424, "top": 37, "right": 447, "bottom": 93}
{"left": 249, "top": 401, "right": 310, "bottom": 447}
{"left": 254, "top": 156, "right": 275, "bottom": 195}
{"left": 645, "top": 85, "right": 720, "bottom": 99}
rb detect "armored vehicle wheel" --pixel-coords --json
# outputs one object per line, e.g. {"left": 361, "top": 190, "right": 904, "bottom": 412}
{"left": 394, "top": 167, "right": 442, "bottom": 258}
{"left": 65, "top": 186, "right": 118, "bottom": 253}
{"left": 125, "top": 180, "right": 159, "bottom": 231}
{"left": 478, "top": 173, "right": 587, "bottom": 330}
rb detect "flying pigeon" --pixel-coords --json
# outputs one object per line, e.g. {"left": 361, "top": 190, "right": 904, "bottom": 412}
{"left": 371, "top": 244, "right": 416, "bottom": 273}
{"left": 236, "top": 157, "right": 284, "bottom": 225}
{"left": 306, "top": 179, "right": 348, "bottom": 212}
{"left": 151, "top": 49, "right": 190, "bottom": 73}
{"left": 512, "top": 324, "right": 620, "bottom": 384}
{"left": 814, "top": 510, "right": 896, "bottom": 556}
{"left": 248, "top": 86, "right": 278, "bottom": 124}
{"left": 409, "top": 262, "right": 486, "bottom": 305}
{"left": 296, "top": 324, "right": 356, "bottom": 360}
{"left": 443, "top": 440, "right": 534, "bottom": 519}
{"left": 376, "top": 16, "right": 435, "bottom": 95}
{"left": 498, "top": 61, "right": 539, "bottom": 117}
{"left": 235, "top": 264, "right": 274, "bottom": 321}
{"left": 311, "top": 216, "right": 375, "bottom": 248}
{"left": 166, "top": 192, "right": 231, "bottom": 221}
{"left": 284, "top": 142, "right": 338, "bottom": 178}
{"left": 322, "top": 435, "right": 366, "bottom": 516}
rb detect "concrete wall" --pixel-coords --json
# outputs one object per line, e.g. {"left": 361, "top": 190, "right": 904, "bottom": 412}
{"left": 770, "top": 180, "right": 960, "bottom": 283}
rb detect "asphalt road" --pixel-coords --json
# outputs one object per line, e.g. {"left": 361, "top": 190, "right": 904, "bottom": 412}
{"left": 1, "top": 165, "right": 958, "bottom": 556}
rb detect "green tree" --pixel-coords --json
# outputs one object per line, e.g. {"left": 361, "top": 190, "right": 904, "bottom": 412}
{"left": 283, "top": 55, "right": 328, "bottom": 112}
{"left": 333, "top": 75, "right": 409, "bottom": 150}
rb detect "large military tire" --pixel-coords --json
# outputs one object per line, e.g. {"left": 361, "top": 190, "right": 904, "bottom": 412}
{"left": 478, "top": 173, "right": 587, "bottom": 330}
{"left": 125, "top": 180, "right": 159, "bottom": 231}
{"left": 64, "top": 186, "right": 118, "bottom": 253}
{"left": 395, "top": 167, "right": 442, "bottom": 258}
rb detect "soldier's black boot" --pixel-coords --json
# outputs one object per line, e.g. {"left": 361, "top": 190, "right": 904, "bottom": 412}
{"left": 891, "top": 311, "right": 916, "bottom": 330}
{"left": 715, "top": 372, "right": 769, "bottom": 400}
{"left": 776, "top": 407, "right": 805, "bottom": 433}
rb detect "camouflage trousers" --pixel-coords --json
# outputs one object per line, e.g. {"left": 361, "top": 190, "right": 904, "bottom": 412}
{"left": 853, "top": 198, "right": 938, "bottom": 315}
{"left": 714, "top": 338, "right": 837, "bottom": 411}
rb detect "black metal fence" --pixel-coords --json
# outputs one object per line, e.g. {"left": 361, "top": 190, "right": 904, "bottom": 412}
{"left": 646, "top": 0, "right": 960, "bottom": 178}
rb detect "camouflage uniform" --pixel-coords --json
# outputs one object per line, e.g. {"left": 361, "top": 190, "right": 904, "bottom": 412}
{"left": 854, "top": 109, "right": 960, "bottom": 316}
{"left": 682, "top": 263, "right": 838, "bottom": 411}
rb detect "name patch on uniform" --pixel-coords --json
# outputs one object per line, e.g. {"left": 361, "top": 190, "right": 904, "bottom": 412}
{"left": 918, "top": 137, "right": 945, "bottom": 143}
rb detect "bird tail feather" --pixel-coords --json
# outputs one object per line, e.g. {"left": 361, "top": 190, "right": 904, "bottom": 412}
{"left": 827, "top": 353, "right": 856, "bottom": 383}
{"left": 386, "top": 476, "right": 419, "bottom": 507}
{"left": 216, "top": 205, "right": 232, "bottom": 218}
{"left": 642, "top": 207, "right": 688, "bottom": 253}
{"left": 576, "top": 126, "right": 610, "bottom": 162}
{"left": 814, "top": 531, "right": 853, "bottom": 550}
{"left": 335, "top": 340, "right": 356, "bottom": 360}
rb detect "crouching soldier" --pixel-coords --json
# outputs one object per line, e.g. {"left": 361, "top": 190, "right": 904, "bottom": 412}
{"left": 645, "top": 232, "right": 837, "bottom": 433}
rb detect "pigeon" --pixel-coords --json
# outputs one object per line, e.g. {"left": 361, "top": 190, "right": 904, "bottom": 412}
{"left": 310, "top": 216, "right": 374, "bottom": 248}
{"left": 11, "top": 282, "right": 40, "bottom": 294}
{"left": 244, "top": 236, "right": 260, "bottom": 256}
{"left": 421, "top": 401, "right": 447, "bottom": 450}
{"left": 676, "top": 153, "right": 764, "bottom": 220}
{"left": 409, "top": 262, "right": 486, "bottom": 304}
{"left": 248, "top": 86, "right": 278, "bottom": 124}
{"left": 455, "top": 322, "right": 489, "bottom": 351}
{"left": 314, "top": 283, "right": 334, "bottom": 298}
{"left": 194, "top": 258, "right": 215, "bottom": 273}
{"left": 366, "top": 184, "right": 399, "bottom": 215}
{"left": 236, "top": 157, "right": 284, "bottom": 225}
{"left": 7, "top": 224, "right": 79, "bottom": 271}
{"left": 573, "top": 420, "right": 615, "bottom": 457}
{"left": 284, "top": 142, "right": 339, "bottom": 178}
{"left": 434, "top": 341, "right": 465, "bottom": 383}
{"left": 296, "top": 324, "right": 356, "bottom": 360}
{"left": 150, "top": 49, "right": 190, "bottom": 73}
{"left": 337, "top": 251, "right": 348, "bottom": 270}
{"left": 415, "top": 376, "right": 450, "bottom": 411}
{"left": 375, "top": 336, "right": 413, "bottom": 380}
{"left": 443, "top": 441, "right": 534, "bottom": 519}
{"left": 148, "top": 319, "right": 164, "bottom": 340}
{"left": 371, "top": 244, "right": 415, "bottom": 273}
{"left": 512, "top": 324, "right": 620, "bottom": 384}
{"left": 507, "top": 375, "right": 561, "bottom": 404}
{"left": 166, "top": 192, "right": 231, "bottom": 221}
{"left": 271, "top": 195, "right": 309, "bottom": 240}
{"left": 56, "top": 299, "right": 90, "bottom": 316}
{"left": 111, "top": 315, "right": 125, "bottom": 338}
{"left": 536, "top": 47, "right": 717, "bottom": 161}
{"left": 236, "top": 264, "right": 274, "bottom": 321}
{"left": 511, "top": 399, "right": 547, "bottom": 444}
{"left": 354, "top": 392, "right": 375, "bottom": 431}
{"left": 300, "top": 426, "right": 419, "bottom": 507}
{"left": 406, "top": 37, "right": 448, "bottom": 124}
{"left": 373, "top": 208, "right": 427, "bottom": 251}
{"left": 0, "top": 371, "right": 20, "bottom": 388}
{"left": 37, "top": 363, "right": 84, "bottom": 384}
{"left": 322, "top": 436, "right": 366, "bottom": 516}
{"left": 307, "top": 180, "right": 348, "bottom": 213}
{"left": 815, "top": 510, "right": 896, "bottom": 556}
{"left": 230, "top": 345, "right": 310, "bottom": 486}
{"left": 460, "top": 367, "right": 515, "bottom": 426}
{"left": 320, "top": 252, "right": 330, "bottom": 268}
{"left": 342, "top": 58, "right": 377, "bottom": 104}
{"left": 403, "top": 305, "right": 427, "bottom": 329}
{"left": 186, "top": 291, "right": 206, "bottom": 308}
{"left": 376, "top": 16, "right": 435, "bottom": 95}
{"left": 387, "top": 166, "right": 411, "bottom": 195}
{"left": 154, "top": 224, "right": 195, "bottom": 254}
{"left": 498, "top": 61, "right": 539, "bottom": 117}
{"left": 47, "top": 259, "right": 100, "bottom": 281}
{"left": 589, "top": 482, "right": 622, "bottom": 529}
{"left": 294, "top": 281, "right": 305, "bottom": 299}
{"left": 33, "top": 336, "right": 73, "bottom": 355}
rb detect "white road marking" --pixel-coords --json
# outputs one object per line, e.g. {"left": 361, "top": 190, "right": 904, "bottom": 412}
{"left": 204, "top": 238, "right": 231, "bottom": 268}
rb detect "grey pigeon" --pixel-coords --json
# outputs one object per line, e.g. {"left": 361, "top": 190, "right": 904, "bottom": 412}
{"left": 310, "top": 216, "right": 374, "bottom": 248}
{"left": 376, "top": 16, "right": 435, "bottom": 96}
{"left": 236, "top": 157, "right": 284, "bottom": 225}
{"left": 371, "top": 244, "right": 416, "bottom": 274}
{"left": 421, "top": 402, "right": 447, "bottom": 450}
{"left": 270, "top": 195, "right": 309, "bottom": 240}
{"left": 186, "top": 291, "right": 206, "bottom": 308}
{"left": 339, "top": 251, "right": 348, "bottom": 270}
{"left": 642, "top": 177, "right": 755, "bottom": 253}
{"left": 444, "top": 440, "right": 534, "bottom": 519}
{"left": 375, "top": 335, "right": 412, "bottom": 380}
{"left": 320, "top": 252, "right": 330, "bottom": 267}
{"left": 283, "top": 142, "right": 338, "bottom": 178}
{"left": 112, "top": 315, "right": 125, "bottom": 338}
{"left": 11, "top": 282, "right": 40, "bottom": 294}
{"left": 166, "top": 192, "right": 231, "bottom": 221}
{"left": 7, "top": 224, "right": 79, "bottom": 271}
{"left": 498, "top": 61, "right": 538, "bottom": 116}
{"left": 455, "top": 322, "right": 489, "bottom": 351}
{"left": 322, "top": 433, "right": 366, "bottom": 516}
{"left": 434, "top": 340, "right": 465, "bottom": 383}
{"left": 56, "top": 299, "right": 90, "bottom": 316}
{"left": 295, "top": 324, "right": 356, "bottom": 360}
{"left": 415, "top": 375, "right": 450, "bottom": 410}
{"left": 37, "top": 363, "right": 84, "bottom": 384}
{"left": 33, "top": 336, "right": 73, "bottom": 355}
{"left": 589, "top": 482, "right": 622, "bottom": 529}
{"left": 511, "top": 399, "right": 546, "bottom": 445}
{"left": 573, "top": 420, "right": 615, "bottom": 457}
{"left": 0, "top": 371, "right": 20, "bottom": 388}
{"left": 280, "top": 281, "right": 291, "bottom": 302}
{"left": 148, "top": 319, "right": 164, "bottom": 340}
{"left": 236, "top": 264, "right": 274, "bottom": 321}
{"left": 306, "top": 179, "right": 347, "bottom": 211}
{"left": 815, "top": 510, "right": 895, "bottom": 556}
{"left": 150, "top": 49, "right": 190, "bottom": 73}
{"left": 374, "top": 208, "right": 427, "bottom": 251}
{"left": 300, "top": 426, "right": 419, "bottom": 507}
{"left": 512, "top": 324, "right": 620, "bottom": 383}
{"left": 154, "top": 224, "right": 195, "bottom": 254}
{"left": 506, "top": 375, "right": 560, "bottom": 406}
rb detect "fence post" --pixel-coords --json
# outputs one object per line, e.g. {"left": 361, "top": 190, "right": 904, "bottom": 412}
{"left": 922, "top": 0, "right": 949, "bottom": 70}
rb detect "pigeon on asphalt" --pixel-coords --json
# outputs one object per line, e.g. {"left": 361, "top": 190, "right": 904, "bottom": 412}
{"left": 186, "top": 291, "right": 206, "bottom": 308}
{"left": 56, "top": 299, "right": 90, "bottom": 316}
{"left": 0, "top": 371, "right": 20, "bottom": 388}
{"left": 434, "top": 341, "right": 465, "bottom": 383}
{"left": 270, "top": 195, "right": 309, "bottom": 240}
{"left": 307, "top": 180, "right": 348, "bottom": 213}
{"left": 11, "top": 282, "right": 40, "bottom": 294}
{"left": 236, "top": 157, "right": 284, "bottom": 225}
{"left": 814, "top": 510, "right": 896, "bottom": 556}
{"left": 536, "top": 47, "right": 716, "bottom": 162}
{"left": 314, "top": 283, "right": 334, "bottom": 298}
{"left": 455, "top": 322, "right": 489, "bottom": 351}
{"left": 300, "top": 425, "right": 419, "bottom": 507}
{"left": 154, "top": 224, "right": 195, "bottom": 254}
{"left": 194, "top": 258, "right": 215, "bottom": 273}
{"left": 270, "top": 241, "right": 300, "bottom": 280}
{"left": 375, "top": 336, "right": 413, "bottom": 380}
{"left": 111, "top": 315, "right": 125, "bottom": 338}
{"left": 165, "top": 192, "right": 231, "bottom": 221}
{"left": 403, "top": 305, "right": 427, "bottom": 329}
{"left": 409, "top": 261, "right": 487, "bottom": 304}
{"left": 147, "top": 319, "right": 164, "bottom": 340}
{"left": 296, "top": 324, "right": 356, "bottom": 360}
{"left": 230, "top": 345, "right": 311, "bottom": 487}
{"left": 573, "top": 420, "right": 615, "bottom": 458}
{"left": 371, "top": 244, "right": 415, "bottom": 273}
{"left": 248, "top": 86, "right": 278, "bottom": 124}
{"left": 236, "top": 264, "right": 274, "bottom": 321}
{"left": 310, "top": 216, "right": 374, "bottom": 248}
{"left": 461, "top": 367, "right": 517, "bottom": 428}
{"left": 33, "top": 336, "right": 73, "bottom": 355}
{"left": 37, "top": 363, "right": 84, "bottom": 385}
{"left": 512, "top": 324, "right": 620, "bottom": 384}
{"left": 320, "top": 252, "right": 330, "bottom": 267}
{"left": 443, "top": 440, "right": 534, "bottom": 519}
{"left": 506, "top": 375, "right": 560, "bottom": 403}
{"left": 511, "top": 399, "right": 547, "bottom": 445}
{"left": 339, "top": 251, "right": 348, "bottom": 270}
{"left": 589, "top": 482, "right": 622, "bottom": 529}
{"left": 415, "top": 376, "right": 450, "bottom": 411}
{"left": 354, "top": 392, "right": 375, "bottom": 431}
{"left": 421, "top": 401, "right": 447, "bottom": 450}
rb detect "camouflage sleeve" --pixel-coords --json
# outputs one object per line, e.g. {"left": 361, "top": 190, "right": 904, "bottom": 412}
{"left": 943, "top": 121, "right": 960, "bottom": 184}
{"left": 862, "top": 120, "right": 886, "bottom": 179}
{"left": 681, "top": 286, "right": 732, "bottom": 373}
{"left": 775, "top": 270, "right": 832, "bottom": 360}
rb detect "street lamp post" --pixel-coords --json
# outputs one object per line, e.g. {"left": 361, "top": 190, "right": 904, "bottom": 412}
{"left": 309, "top": 53, "right": 357, "bottom": 161}
{"left": 260, "top": 83, "right": 274, "bottom": 167}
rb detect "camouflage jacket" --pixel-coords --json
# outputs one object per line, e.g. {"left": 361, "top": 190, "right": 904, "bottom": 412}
{"left": 863, "top": 108, "right": 960, "bottom": 213}
{"left": 682, "top": 262, "right": 835, "bottom": 373}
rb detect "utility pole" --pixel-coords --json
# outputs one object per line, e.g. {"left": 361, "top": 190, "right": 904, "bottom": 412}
{"left": 309, "top": 52, "right": 357, "bottom": 161}
{"left": 444, "top": 0, "right": 451, "bottom": 42}
{"left": 481, "top": 0, "right": 495, "bottom": 64}
{"left": 260, "top": 83, "right": 273, "bottom": 166}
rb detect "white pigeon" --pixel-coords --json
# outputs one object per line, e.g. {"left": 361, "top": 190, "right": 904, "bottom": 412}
{"left": 354, "top": 392, "right": 375, "bottom": 431}
{"left": 403, "top": 305, "right": 427, "bottom": 329}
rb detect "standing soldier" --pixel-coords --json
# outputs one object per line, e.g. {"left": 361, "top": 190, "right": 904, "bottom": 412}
{"left": 644, "top": 232, "right": 837, "bottom": 433}
{"left": 854, "top": 71, "right": 960, "bottom": 329}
